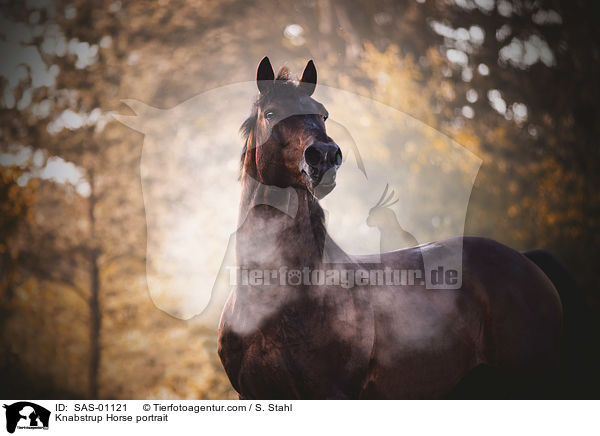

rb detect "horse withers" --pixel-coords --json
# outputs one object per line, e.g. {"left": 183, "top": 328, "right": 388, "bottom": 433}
{"left": 217, "top": 57, "right": 565, "bottom": 399}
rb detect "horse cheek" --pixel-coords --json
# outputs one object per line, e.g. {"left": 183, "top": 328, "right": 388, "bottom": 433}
{"left": 283, "top": 147, "right": 304, "bottom": 185}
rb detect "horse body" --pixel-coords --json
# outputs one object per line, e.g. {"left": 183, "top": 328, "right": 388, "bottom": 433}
{"left": 217, "top": 58, "right": 563, "bottom": 399}
{"left": 359, "top": 237, "right": 562, "bottom": 398}
{"left": 219, "top": 189, "right": 562, "bottom": 399}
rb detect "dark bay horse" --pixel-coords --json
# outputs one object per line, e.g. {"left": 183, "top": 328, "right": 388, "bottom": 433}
{"left": 217, "top": 57, "right": 565, "bottom": 399}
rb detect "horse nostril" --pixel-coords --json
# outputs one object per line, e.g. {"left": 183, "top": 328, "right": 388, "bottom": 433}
{"left": 304, "top": 145, "right": 322, "bottom": 167}
{"left": 333, "top": 148, "right": 342, "bottom": 166}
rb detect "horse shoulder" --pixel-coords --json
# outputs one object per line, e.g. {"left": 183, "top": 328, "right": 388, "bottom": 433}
{"left": 217, "top": 293, "right": 246, "bottom": 395}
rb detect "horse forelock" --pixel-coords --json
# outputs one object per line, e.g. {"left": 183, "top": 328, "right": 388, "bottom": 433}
{"left": 276, "top": 66, "right": 290, "bottom": 81}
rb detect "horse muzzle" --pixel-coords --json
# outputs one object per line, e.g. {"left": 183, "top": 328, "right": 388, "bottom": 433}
{"left": 302, "top": 142, "right": 342, "bottom": 199}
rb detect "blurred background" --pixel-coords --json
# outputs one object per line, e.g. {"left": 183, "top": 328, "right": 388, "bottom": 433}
{"left": 1, "top": 0, "right": 599, "bottom": 399}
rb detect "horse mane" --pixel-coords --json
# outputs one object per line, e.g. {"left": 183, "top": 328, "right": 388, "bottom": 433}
{"left": 239, "top": 66, "right": 298, "bottom": 178}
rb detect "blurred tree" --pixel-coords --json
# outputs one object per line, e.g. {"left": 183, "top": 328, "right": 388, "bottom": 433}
{"left": 0, "top": 0, "right": 598, "bottom": 399}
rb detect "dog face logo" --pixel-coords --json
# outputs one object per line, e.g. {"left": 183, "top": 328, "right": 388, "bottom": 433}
{"left": 3, "top": 402, "right": 50, "bottom": 434}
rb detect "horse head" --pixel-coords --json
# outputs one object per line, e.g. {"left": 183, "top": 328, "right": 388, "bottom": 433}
{"left": 240, "top": 57, "right": 342, "bottom": 199}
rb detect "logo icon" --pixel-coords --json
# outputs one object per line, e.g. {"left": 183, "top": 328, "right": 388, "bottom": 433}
{"left": 3, "top": 402, "right": 50, "bottom": 434}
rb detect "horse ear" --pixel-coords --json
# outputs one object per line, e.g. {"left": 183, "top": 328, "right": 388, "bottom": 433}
{"left": 300, "top": 60, "right": 317, "bottom": 96}
{"left": 257, "top": 57, "right": 274, "bottom": 93}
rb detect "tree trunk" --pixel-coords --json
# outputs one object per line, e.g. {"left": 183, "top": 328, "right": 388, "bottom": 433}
{"left": 88, "top": 170, "right": 101, "bottom": 399}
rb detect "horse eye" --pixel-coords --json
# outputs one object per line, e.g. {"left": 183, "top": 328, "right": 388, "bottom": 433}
{"left": 323, "top": 114, "right": 328, "bottom": 121}
{"left": 264, "top": 110, "right": 276, "bottom": 120}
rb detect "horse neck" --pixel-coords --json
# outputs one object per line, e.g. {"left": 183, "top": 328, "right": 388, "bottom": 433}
{"left": 237, "top": 169, "right": 327, "bottom": 271}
